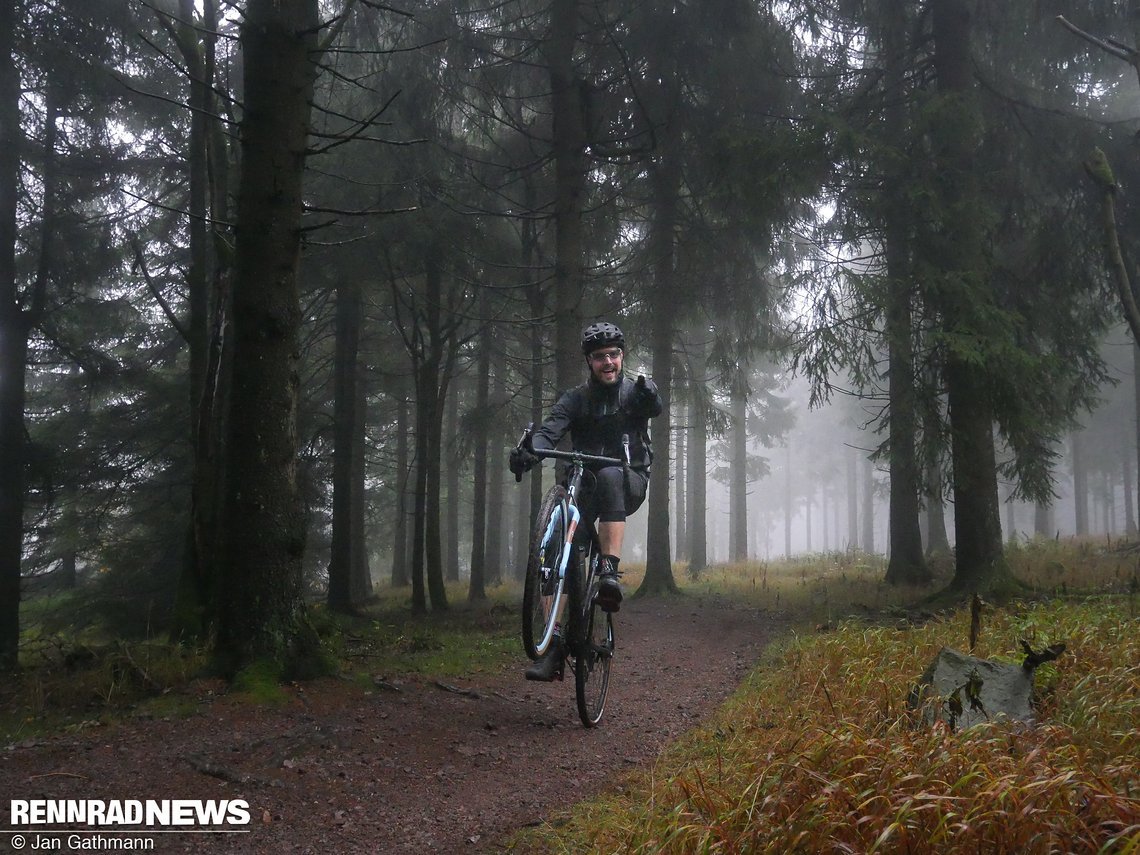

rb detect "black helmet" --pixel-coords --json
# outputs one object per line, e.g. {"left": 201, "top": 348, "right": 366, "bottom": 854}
{"left": 581, "top": 321, "right": 625, "bottom": 354}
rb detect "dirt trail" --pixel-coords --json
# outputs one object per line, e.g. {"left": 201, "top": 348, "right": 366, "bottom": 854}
{"left": 1, "top": 596, "right": 785, "bottom": 853}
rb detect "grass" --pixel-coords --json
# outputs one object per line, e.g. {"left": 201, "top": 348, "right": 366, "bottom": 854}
{"left": 512, "top": 540, "right": 1140, "bottom": 854}
{"left": 0, "top": 636, "right": 207, "bottom": 742}
{"left": 665, "top": 549, "right": 929, "bottom": 623}
{"left": 315, "top": 580, "right": 521, "bottom": 683}
{"left": 2, "top": 578, "right": 523, "bottom": 742}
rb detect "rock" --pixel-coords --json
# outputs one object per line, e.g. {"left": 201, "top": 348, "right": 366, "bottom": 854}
{"left": 908, "top": 647, "right": 1036, "bottom": 731}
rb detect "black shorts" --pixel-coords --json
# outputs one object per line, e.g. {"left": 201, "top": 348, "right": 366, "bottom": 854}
{"left": 578, "top": 466, "right": 648, "bottom": 524}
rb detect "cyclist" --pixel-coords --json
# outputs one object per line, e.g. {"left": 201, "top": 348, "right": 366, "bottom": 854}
{"left": 509, "top": 321, "right": 662, "bottom": 681}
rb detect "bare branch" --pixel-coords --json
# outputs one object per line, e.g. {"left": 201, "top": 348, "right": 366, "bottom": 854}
{"left": 1056, "top": 15, "right": 1139, "bottom": 72}
{"left": 120, "top": 187, "right": 236, "bottom": 229}
{"left": 302, "top": 204, "right": 418, "bottom": 216}
{"left": 130, "top": 236, "right": 190, "bottom": 343}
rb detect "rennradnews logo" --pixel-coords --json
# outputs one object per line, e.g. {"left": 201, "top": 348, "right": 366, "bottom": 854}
{"left": 9, "top": 799, "right": 251, "bottom": 827}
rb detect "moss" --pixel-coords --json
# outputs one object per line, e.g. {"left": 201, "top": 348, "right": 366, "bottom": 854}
{"left": 210, "top": 603, "right": 334, "bottom": 683}
{"left": 230, "top": 659, "right": 288, "bottom": 704}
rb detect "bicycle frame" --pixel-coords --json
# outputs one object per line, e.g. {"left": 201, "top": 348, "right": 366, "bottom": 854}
{"left": 520, "top": 425, "right": 628, "bottom": 650}
{"left": 529, "top": 453, "right": 600, "bottom": 655}
{"left": 517, "top": 425, "right": 628, "bottom": 726}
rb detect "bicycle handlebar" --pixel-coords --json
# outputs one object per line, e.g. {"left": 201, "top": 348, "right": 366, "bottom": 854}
{"left": 513, "top": 423, "right": 630, "bottom": 482}
{"left": 532, "top": 447, "right": 623, "bottom": 467}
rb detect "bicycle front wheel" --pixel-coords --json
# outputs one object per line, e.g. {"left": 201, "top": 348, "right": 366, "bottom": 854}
{"left": 575, "top": 581, "right": 615, "bottom": 727}
{"left": 521, "top": 485, "right": 569, "bottom": 661}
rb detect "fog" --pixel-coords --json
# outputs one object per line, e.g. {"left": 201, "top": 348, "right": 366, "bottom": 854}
{"left": 619, "top": 328, "right": 1140, "bottom": 567}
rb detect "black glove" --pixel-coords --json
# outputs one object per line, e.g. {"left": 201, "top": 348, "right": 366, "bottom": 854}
{"left": 634, "top": 375, "right": 659, "bottom": 408}
{"left": 509, "top": 446, "right": 539, "bottom": 478}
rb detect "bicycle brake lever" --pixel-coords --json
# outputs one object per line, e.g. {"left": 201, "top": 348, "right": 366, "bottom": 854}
{"left": 514, "top": 423, "right": 534, "bottom": 483}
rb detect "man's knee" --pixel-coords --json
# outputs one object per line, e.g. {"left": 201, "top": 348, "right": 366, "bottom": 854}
{"left": 625, "top": 470, "right": 648, "bottom": 515}
{"left": 594, "top": 467, "right": 627, "bottom": 523}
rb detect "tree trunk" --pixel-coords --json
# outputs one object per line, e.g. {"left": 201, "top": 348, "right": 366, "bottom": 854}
{"left": 928, "top": 0, "right": 1013, "bottom": 596}
{"left": 847, "top": 447, "right": 858, "bottom": 549}
{"left": 674, "top": 398, "right": 687, "bottom": 562}
{"left": 944, "top": 358, "right": 1006, "bottom": 588}
{"left": 445, "top": 384, "right": 460, "bottom": 583}
{"left": 329, "top": 276, "right": 363, "bottom": 613}
{"left": 468, "top": 322, "right": 491, "bottom": 602}
{"left": 215, "top": 0, "right": 322, "bottom": 678}
{"left": 0, "top": 32, "right": 58, "bottom": 667}
{"left": 729, "top": 381, "right": 748, "bottom": 562}
{"left": 884, "top": 289, "right": 928, "bottom": 581}
{"left": 1004, "top": 486, "right": 1016, "bottom": 542}
{"left": 805, "top": 493, "right": 813, "bottom": 553}
{"left": 878, "top": 0, "right": 927, "bottom": 587}
{"left": 925, "top": 467, "right": 951, "bottom": 556}
{"left": 485, "top": 362, "right": 505, "bottom": 586}
{"left": 638, "top": 146, "right": 680, "bottom": 596}
{"left": 391, "top": 383, "right": 410, "bottom": 587}
{"left": 922, "top": 392, "right": 952, "bottom": 556}
{"left": 1135, "top": 342, "right": 1140, "bottom": 535}
{"left": 0, "top": 321, "right": 27, "bottom": 670}
{"left": 351, "top": 360, "right": 371, "bottom": 603}
{"left": 515, "top": 464, "right": 529, "bottom": 573}
{"left": 784, "top": 442, "right": 794, "bottom": 559}
{"left": 172, "top": 0, "right": 214, "bottom": 638}
{"left": 406, "top": 256, "right": 456, "bottom": 613}
{"left": 425, "top": 374, "right": 450, "bottom": 610}
{"left": 1122, "top": 431, "right": 1136, "bottom": 536}
{"left": 548, "top": 0, "right": 585, "bottom": 392}
{"left": 1034, "top": 501, "right": 1053, "bottom": 538}
{"left": 862, "top": 457, "right": 875, "bottom": 553}
{"left": 686, "top": 333, "right": 708, "bottom": 575}
{"left": 525, "top": 233, "right": 546, "bottom": 580}
{"left": 173, "top": 0, "right": 234, "bottom": 643}
{"left": 1072, "top": 430, "right": 1089, "bottom": 535}
{"left": 411, "top": 387, "right": 429, "bottom": 611}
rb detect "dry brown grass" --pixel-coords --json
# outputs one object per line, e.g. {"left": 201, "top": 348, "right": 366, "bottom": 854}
{"left": 516, "top": 548, "right": 1140, "bottom": 854}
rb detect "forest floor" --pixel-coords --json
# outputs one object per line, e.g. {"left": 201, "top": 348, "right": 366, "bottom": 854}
{"left": 1, "top": 594, "right": 788, "bottom": 853}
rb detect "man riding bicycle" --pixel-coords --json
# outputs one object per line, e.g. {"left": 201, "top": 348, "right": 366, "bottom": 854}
{"left": 509, "top": 321, "right": 662, "bottom": 681}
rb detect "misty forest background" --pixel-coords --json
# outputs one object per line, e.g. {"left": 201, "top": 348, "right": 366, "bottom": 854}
{"left": 2, "top": 0, "right": 1139, "bottom": 677}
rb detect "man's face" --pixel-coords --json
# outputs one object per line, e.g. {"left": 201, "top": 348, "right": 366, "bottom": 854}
{"left": 587, "top": 346, "right": 623, "bottom": 386}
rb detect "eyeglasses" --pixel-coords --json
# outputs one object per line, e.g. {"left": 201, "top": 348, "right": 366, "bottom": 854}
{"left": 589, "top": 349, "right": 623, "bottom": 363}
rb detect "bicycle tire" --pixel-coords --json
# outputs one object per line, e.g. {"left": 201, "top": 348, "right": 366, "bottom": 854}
{"left": 575, "top": 600, "right": 614, "bottom": 726}
{"left": 521, "top": 484, "right": 569, "bottom": 661}
{"left": 575, "top": 558, "right": 614, "bottom": 727}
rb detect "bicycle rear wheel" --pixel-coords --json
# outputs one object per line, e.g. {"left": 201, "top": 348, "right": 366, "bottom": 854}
{"left": 521, "top": 485, "right": 569, "bottom": 660}
{"left": 575, "top": 572, "right": 615, "bottom": 727}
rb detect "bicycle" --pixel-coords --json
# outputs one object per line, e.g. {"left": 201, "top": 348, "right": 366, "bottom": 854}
{"left": 514, "top": 425, "right": 627, "bottom": 727}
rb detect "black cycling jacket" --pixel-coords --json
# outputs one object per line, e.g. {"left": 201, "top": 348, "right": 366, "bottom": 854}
{"left": 531, "top": 375, "right": 662, "bottom": 477}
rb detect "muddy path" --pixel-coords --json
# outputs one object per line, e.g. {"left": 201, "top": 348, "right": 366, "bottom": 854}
{"left": 1, "top": 595, "right": 786, "bottom": 853}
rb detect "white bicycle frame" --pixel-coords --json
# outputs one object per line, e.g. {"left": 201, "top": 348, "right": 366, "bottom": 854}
{"left": 533, "top": 485, "right": 581, "bottom": 656}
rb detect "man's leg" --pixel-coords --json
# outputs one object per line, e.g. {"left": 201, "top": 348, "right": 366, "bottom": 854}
{"left": 598, "top": 521, "right": 625, "bottom": 557}
{"left": 593, "top": 468, "right": 628, "bottom": 612}
{"left": 596, "top": 521, "right": 625, "bottom": 613}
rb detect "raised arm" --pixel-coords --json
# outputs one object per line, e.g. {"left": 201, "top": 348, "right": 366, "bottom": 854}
{"left": 531, "top": 389, "right": 579, "bottom": 451}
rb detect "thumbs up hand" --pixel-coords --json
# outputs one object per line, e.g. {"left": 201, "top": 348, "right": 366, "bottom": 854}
{"left": 632, "top": 375, "right": 660, "bottom": 415}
